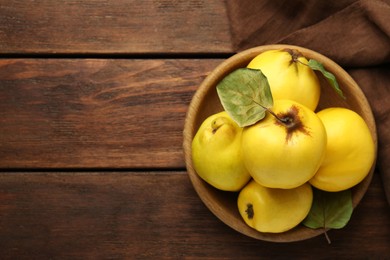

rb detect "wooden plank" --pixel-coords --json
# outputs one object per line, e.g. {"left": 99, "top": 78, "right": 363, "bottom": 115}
{"left": 0, "top": 58, "right": 224, "bottom": 169}
{"left": 0, "top": 0, "right": 232, "bottom": 54}
{"left": 0, "top": 171, "right": 388, "bottom": 258}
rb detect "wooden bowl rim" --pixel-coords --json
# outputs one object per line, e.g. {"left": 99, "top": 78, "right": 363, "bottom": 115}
{"left": 183, "top": 44, "right": 377, "bottom": 242}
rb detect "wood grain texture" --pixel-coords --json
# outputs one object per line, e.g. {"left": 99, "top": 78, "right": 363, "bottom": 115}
{"left": 0, "top": 171, "right": 388, "bottom": 259}
{"left": 0, "top": 0, "right": 232, "bottom": 54}
{"left": 0, "top": 59, "right": 223, "bottom": 169}
{"left": 1, "top": 0, "right": 388, "bottom": 258}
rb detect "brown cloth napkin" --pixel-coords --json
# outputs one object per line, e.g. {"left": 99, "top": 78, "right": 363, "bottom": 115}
{"left": 226, "top": 0, "right": 390, "bottom": 204}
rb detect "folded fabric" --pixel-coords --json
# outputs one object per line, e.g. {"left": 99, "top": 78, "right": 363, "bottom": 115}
{"left": 226, "top": 0, "right": 390, "bottom": 204}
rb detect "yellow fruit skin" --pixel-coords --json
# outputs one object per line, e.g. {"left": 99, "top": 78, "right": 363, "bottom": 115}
{"left": 247, "top": 49, "right": 320, "bottom": 111}
{"left": 242, "top": 100, "right": 327, "bottom": 189}
{"left": 192, "top": 111, "right": 251, "bottom": 191}
{"left": 310, "top": 108, "right": 375, "bottom": 192}
{"left": 238, "top": 180, "right": 313, "bottom": 233}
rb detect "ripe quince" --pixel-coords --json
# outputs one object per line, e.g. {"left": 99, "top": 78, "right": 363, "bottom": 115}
{"left": 238, "top": 180, "right": 313, "bottom": 233}
{"left": 192, "top": 111, "right": 251, "bottom": 191}
{"left": 247, "top": 49, "right": 320, "bottom": 111}
{"left": 241, "top": 100, "right": 327, "bottom": 189}
{"left": 310, "top": 108, "right": 375, "bottom": 191}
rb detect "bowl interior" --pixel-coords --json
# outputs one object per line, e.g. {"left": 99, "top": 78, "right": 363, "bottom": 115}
{"left": 183, "top": 44, "right": 377, "bottom": 242}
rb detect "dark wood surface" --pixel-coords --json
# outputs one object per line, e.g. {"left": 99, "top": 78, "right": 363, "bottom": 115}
{"left": 0, "top": 172, "right": 388, "bottom": 259}
{"left": 0, "top": 1, "right": 389, "bottom": 259}
{"left": 0, "top": 58, "right": 222, "bottom": 168}
{"left": 0, "top": 0, "right": 232, "bottom": 54}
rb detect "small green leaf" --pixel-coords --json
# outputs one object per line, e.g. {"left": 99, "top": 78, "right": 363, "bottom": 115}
{"left": 303, "top": 188, "right": 353, "bottom": 230}
{"left": 216, "top": 68, "right": 273, "bottom": 127}
{"left": 308, "top": 59, "right": 346, "bottom": 99}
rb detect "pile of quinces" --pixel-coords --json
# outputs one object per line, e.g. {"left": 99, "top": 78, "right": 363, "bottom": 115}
{"left": 191, "top": 49, "right": 375, "bottom": 233}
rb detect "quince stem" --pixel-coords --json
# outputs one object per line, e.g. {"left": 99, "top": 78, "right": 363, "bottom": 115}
{"left": 252, "top": 100, "right": 292, "bottom": 126}
{"left": 211, "top": 117, "right": 229, "bottom": 134}
{"left": 287, "top": 52, "right": 345, "bottom": 99}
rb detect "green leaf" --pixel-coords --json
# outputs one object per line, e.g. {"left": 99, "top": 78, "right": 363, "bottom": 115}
{"left": 303, "top": 188, "right": 353, "bottom": 230}
{"left": 216, "top": 68, "right": 273, "bottom": 127}
{"left": 308, "top": 59, "right": 346, "bottom": 99}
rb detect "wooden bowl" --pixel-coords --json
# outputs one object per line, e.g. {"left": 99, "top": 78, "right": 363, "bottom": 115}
{"left": 183, "top": 44, "right": 377, "bottom": 242}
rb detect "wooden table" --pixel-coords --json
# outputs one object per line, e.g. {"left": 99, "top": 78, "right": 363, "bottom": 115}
{"left": 0, "top": 1, "right": 389, "bottom": 258}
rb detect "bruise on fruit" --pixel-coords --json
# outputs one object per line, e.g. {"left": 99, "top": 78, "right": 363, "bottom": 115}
{"left": 245, "top": 203, "right": 254, "bottom": 219}
{"left": 275, "top": 105, "right": 311, "bottom": 143}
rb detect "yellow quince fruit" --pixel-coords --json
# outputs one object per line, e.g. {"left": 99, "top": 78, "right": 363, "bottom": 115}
{"left": 238, "top": 180, "right": 313, "bottom": 233}
{"left": 192, "top": 111, "right": 251, "bottom": 191}
{"left": 241, "top": 99, "right": 327, "bottom": 189}
{"left": 310, "top": 107, "right": 376, "bottom": 192}
{"left": 247, "top": 49, "right": 320, "bottom": 111}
